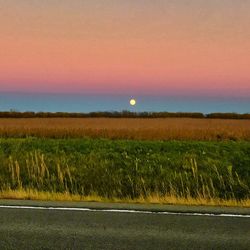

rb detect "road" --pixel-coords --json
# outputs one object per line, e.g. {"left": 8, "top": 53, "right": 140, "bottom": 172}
{"left": 0, "top": 200, "right": 249, "bottom": 250}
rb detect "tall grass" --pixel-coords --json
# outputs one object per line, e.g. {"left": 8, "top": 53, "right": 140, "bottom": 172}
{"left": 0, "top": 118, "right": 250, "bottom": 140}
{"left": 0, "top": 139, "right": 249, "bottom": 205}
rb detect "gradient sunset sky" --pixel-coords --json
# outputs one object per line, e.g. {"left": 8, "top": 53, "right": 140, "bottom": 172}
{"left": 0, "top": 0, "right": 249, "bottom": 97}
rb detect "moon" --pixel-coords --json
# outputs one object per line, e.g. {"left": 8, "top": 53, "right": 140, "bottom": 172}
{"left": 130, "top": 99, "right": 136, "bottom": 106}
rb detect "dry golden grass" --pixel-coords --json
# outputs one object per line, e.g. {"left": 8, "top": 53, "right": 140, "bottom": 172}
{"left": 1, "top": 189, "right": 249, "bottom": 207}
{"left": 0, "top": 118, "right": 250, "bottom": 140}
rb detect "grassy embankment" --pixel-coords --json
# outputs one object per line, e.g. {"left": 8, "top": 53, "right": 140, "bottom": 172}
{"left": 0, "top": 138, "right": 249, "bottom": 206}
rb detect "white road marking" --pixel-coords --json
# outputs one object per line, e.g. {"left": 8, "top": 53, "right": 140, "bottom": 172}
{"left": 0, "top": 205, "right": 249, "bottom": 218}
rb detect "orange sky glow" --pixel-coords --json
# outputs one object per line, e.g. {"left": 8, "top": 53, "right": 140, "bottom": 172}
{"left": 0, "top": 0, "right": 249, "bottom": 96}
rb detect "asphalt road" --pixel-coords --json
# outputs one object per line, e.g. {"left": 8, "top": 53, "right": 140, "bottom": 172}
{"left": 0, "top": 200, "right": 249, "bottom": 250}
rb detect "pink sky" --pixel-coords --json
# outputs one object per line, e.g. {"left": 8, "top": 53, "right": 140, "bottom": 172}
{"left": 0, "top": 1, "right": 250, "bottom": 96}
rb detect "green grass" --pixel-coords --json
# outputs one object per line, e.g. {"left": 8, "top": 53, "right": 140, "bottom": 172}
{"left": 0, "top": 138, "right": 249, "bottom": 204}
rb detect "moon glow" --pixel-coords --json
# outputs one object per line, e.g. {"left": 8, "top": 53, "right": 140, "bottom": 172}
{"left": 130, "top": 99, "right": 136, "bottom": 106}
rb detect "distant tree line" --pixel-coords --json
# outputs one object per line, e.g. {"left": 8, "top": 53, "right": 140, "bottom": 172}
{"left": 0, "top": 111, "right": 249, "bottom": 119}
{"left": 206, "top": 113, "right": 250, "bottom": 119}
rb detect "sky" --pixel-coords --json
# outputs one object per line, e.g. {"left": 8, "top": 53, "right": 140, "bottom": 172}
{"left": 0, "top": 0, "right": 250, "bottom": 97}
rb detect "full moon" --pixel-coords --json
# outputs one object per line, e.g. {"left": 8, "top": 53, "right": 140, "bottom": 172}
{"left": 130, "top": 99, "right": 136, "bottom": 106}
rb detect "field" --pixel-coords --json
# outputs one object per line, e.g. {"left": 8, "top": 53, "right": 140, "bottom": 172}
{"left": 0, "top": 118, "right": 250, "bottom": 140}
{"left": 0, "top": 117, "right": 249, "bottom": 206}
{"left": 0, "top": 138, "right": 249, "bottom": 206}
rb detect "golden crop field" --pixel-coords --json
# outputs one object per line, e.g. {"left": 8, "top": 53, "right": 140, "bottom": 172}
{"left": 0, "top": 118, "right": 250, "bottom": 140}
